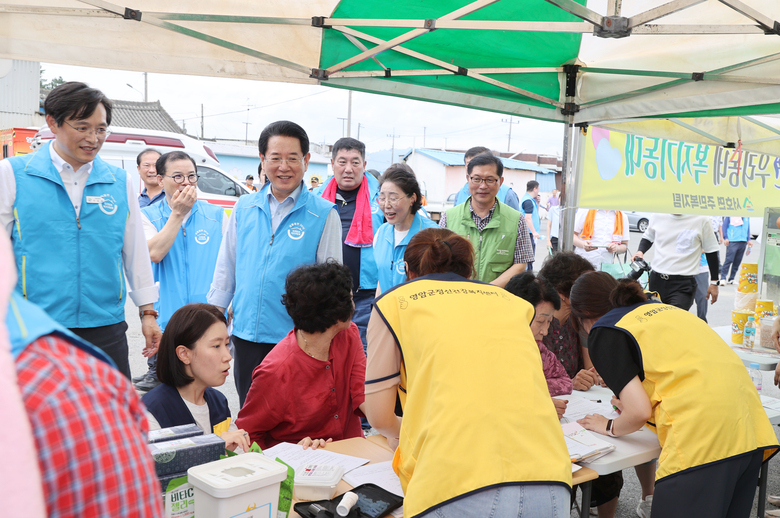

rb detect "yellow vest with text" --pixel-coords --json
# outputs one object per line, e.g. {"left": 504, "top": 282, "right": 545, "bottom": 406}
{"left": 374, "top": 273, "right": 572, "bottom": 517}
{"left": 594, "top": 302, "right": 778, "bottom": 481}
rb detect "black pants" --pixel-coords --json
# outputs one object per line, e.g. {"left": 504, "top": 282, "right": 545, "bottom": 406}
{"left": 528, "top": 232, "right": 536, "bottom": 272}
{"left": 651, "top": 450, "right": 763, "bottom": 518}
{"left": 232, "top": 335, "right": 276, "bottom": 407}
{"left": 550, "top": 236, "right": 559, "bottom": 253}
{"left": 70, "top": 321, "right": 130, "bottom": 378}
{"left": 648, "top": 271, "right": 697, "bottom": 311}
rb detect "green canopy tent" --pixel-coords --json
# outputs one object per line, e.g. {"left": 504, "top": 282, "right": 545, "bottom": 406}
{"left": 2, "top": 0, "right": 779, "bottom": 248}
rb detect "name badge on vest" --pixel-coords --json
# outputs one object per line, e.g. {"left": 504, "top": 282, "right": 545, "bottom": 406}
{"left": 86, "top": 194, "right": 118, "bottom": 215}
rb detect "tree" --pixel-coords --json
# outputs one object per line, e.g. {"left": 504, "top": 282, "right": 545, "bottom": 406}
{"left": 39, "top": 68, "right": 65, "bottom": 90}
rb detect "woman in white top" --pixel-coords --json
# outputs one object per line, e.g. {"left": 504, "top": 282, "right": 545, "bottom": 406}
{"left": 142, "top": 303, "right": 249, "bottom": 452}
{"left": 573, "top": 209, "right": 630, "bottom": 269}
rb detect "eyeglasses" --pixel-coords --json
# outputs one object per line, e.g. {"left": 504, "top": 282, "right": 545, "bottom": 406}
{"left": 63, "top": 121, "right": 111, "bottom": 138}
{"left": 164, "top": 174, "right": 199, "bottom": 184}
{"left": 469, "top": 175, "right": 499, "bottom": 186}
{"left": 378, "top": 194, "right": 410, "bottom": 205}
{"left": 265, "top": 156, "right": 302, "bottom": 166}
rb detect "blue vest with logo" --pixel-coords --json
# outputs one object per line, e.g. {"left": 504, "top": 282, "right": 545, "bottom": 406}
{"left": 142, "top": 382, "right": 230, "bottom": 431}
{"left": 9, "top": 141, "right": 129, "bottom": 328}
{"left": 233, "top": 183, "right": 337, "bottom": 343}
{"left": 455, "top": 182, "right": 518, "bottom": 209}
{"left": 143, "top": 200, "right": 224, "bottom": 330}
{"left": 725, "top": 218, "right": 750, "bottom": 242}
{"left": 521, "top": 192, "right": 541, "bottom": 234}
{"left": 6, "top": 290, "right": 114, "bottom": 366}
{"left": 374, "top": 212, "right": 439, "bottom": 294}
{"left": 319, "top": 173, "right": 383, "bottom": 290}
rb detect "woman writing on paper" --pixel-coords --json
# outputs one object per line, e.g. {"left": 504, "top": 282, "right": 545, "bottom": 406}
{"left": 571, "top": 272, "right": 778, "bottom": 517}
{"left": 365, "top": 228, "right": 571, "bottom": 518}
{"left": 142, "top": 303, "right": 250, "bottom": 452}
{"left": 572, "top": 209, "right": 630, "bottom": 270}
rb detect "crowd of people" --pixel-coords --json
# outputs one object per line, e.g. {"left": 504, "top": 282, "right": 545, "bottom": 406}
{"left": 2, "top": 80, "right": 779, "bottom": 518}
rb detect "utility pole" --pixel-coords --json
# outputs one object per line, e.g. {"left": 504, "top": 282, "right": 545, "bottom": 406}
{"left": 502, "top": 115, "right": 520, "bottom": 152}
{"left": 337, "top": 117, "right": 348, "bottom": 137}
{"left": 357, "top": 123, "right": 362, "bottom": 140}
{"left": 387, "top": 128, "right": 400, "bottom": 164}
{"left": 243, "top": 123, "right": 251, "bottom": 145}
{"left": 201, "top": 104, "right": 204, "bottom": 139}
{"left": 347, "top": 91, "right": 352, "bottom": 137}
{"left": 144, "top": 72, "right": 148, "bottom": 102}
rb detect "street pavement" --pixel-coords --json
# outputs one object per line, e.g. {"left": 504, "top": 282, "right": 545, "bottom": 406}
{"left": 125, "top": 223, "right": 780, "bottom": 518}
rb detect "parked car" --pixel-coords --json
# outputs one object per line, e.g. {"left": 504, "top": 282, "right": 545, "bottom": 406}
{"left": 33, "top": 126, "right": 250, "bottom": 212}
{"left": 627, "top": 211, "right": 652, "bottom": 233}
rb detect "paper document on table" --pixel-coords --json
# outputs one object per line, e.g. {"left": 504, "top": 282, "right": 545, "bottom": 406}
{"left": 760, "top": 395, "right": 780, "bottom": 412}
{"left": 572, "top": 464, "right": 582, "bottom": 473}
{"left": 262, "top": 442, "right": 369, "bottom": 473}
{"left": 561, "top": 422, "right": 615, "bottom": 463}
{"left": 557, "top": 395, "right": 620, "bottom": 421}
{"left": 342, "top": 460, "right": 404, "bottom": 497}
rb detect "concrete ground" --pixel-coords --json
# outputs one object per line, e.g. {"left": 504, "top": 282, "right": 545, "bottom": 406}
{"left": 125, "top": 224, "right": 780, "bottom": 518}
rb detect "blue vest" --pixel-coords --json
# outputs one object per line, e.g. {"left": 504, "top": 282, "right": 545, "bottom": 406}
{"left": 6, "top": 290, "right": 114, "bottom": 366}
{"left": 725, "top": 218, "right": 750, "bottom": 242}
{"left": 319, "top": 173, "right": 383, "bottom": 290}
{"left": 142, "top": 382, "right": 230, "bottom": 431}
{"left": 374, "top": 212, "right": 439, "bottom": 294}
{"left": 143, "top": 200, "right": 224, "bottom": 330}
{"left": 521, "top": 192, "right": 541, "bottom": 234}
{"left": 455, "top": 182, "right": 518, "bottom": 210}
{"left": 233, "top": 182, "right": 336, "bottom": 343}
{"left": 10, "top": 141, "right": 129, "bottom": 328}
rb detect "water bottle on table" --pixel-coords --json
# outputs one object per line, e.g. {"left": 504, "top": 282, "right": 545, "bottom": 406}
{"left": 744, "top": 316, "right": 758, "bottom": 349}
{"left": 749, "top": 363, "right": 762, "bottom": 393}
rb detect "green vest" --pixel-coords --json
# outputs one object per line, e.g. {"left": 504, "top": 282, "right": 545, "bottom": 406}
{"left": 445, "top": 199, "right": 520, "bottom": 283}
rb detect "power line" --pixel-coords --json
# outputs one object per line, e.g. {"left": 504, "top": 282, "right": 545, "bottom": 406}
{"left": 173, "top": 90, "right": 329, "bottom": 122}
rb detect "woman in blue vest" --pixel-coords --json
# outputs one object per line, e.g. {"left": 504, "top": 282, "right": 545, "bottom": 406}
{"left": 571, "top": 273, "right": 778, "bottom": 518}
{"left": 373, "top": 164, "right": 437, "bottom": 295}
{"left": 142, "top": 303, "right": 249, "bottom": 452}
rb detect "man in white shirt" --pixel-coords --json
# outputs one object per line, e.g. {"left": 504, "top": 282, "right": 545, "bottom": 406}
{"left": 632, "top": 214, "right": 720, "bottom": 311}
{"left": 0, "top": 82, "right": 160, "bottom": 378}
{"left": 572, "top": 209, "right": 630, "bottom": 269}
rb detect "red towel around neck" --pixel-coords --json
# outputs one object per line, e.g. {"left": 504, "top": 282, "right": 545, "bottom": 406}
{"left": 321, "top": 176, "right": 374, "bottom": 247}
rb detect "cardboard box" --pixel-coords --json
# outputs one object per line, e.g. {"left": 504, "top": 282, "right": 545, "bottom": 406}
{"left": 149, "top": 424, "right": 203, "bottom": 444}
{"left": 149, "top": 434, "right": 225, "bottom": 477}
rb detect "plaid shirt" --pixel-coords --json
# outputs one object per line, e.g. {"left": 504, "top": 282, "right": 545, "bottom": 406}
{"left": 439, "top": 200, "right": 535, "bottom": 264}
{"left": 16, "top": 335, "right": 163, "bottom": 518}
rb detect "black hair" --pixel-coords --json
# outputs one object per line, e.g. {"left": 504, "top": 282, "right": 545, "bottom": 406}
{"left": 466, "top": 152, "right": 504, "bottom": 177}
{"left": 505, "top": 272, "right": 561, "bottom": 310}
{"left": 464, "top": 146, "right": 491, "bottom": 163}
{"left": 258, "top": 120, "right": 309, "bottom": 156}
{"left": 156, "top": 151, "right": 197, "bottom": 176}
{"left": 157, "top": 304, "right": 227, "bottom": 387}
{"left": 44, "top": 81, "right": 113, "bottom": 127}
{"left": 136, "top": 148, "right": 161, "bottom": 166}
{"left": 405, "top": 228, "right": 475, "bottom": 279}
{"left": 379, "top": 163, "right": 423, "bottom": 214}
{"left": 332, "top": 137, "right": 366, "bottom": 161}
{"left": 538, "top": 251, "right": 595, "bottom": 298}
{"left": 282, "top": 261, "right": 355, "bottom": 334}
{"left": 527, "top": 180, "right": 539, "bottom": 192}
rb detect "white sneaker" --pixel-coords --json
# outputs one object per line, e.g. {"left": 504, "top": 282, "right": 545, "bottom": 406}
{"left": 769, "top": 495, "right": 780, "bottom": 507}
{"left": 636, "top": 495, "right": 653, "bottom": 518}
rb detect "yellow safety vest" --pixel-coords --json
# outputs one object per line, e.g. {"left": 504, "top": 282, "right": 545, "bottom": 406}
{"left": 596, "top": 302, "right": 779, "bottom": 481}
{"left": 374, "top": 273, "right": 572, "bottom": 517}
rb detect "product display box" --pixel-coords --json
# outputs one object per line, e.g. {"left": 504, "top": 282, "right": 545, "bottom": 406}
{"left": 148, "top": 424, "right": 204, "bottom": 444}
{"left": 149, "top": 433, "right": 225, "bottom": 477}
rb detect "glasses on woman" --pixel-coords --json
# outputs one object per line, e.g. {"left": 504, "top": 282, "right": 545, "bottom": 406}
{"left": 378, "top": 194, "right": 410, "bottom": 205}
{"left": 469, "top": 175, "right": 498, "bottom": 186}
{"left": 64, "top": 121, "right": 111, "bottom": 138}
{"left": 164, "top": 174, "right": 199, "bottom": 184}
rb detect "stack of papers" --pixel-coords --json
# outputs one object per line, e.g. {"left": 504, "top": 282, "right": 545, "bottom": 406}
{"left": 556, "top": 395, "right": 620, "bottom": 422}
{"left": 262, "top": 442, "right": 370, "bottom": 473}
{"left": 760, "top": 395, "right": 780, "bottom": 412}
{"left": 561, "top": 422, "right": 616, "bottom": 463}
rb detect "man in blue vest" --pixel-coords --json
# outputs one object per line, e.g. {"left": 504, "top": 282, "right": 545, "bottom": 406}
{"left": 208, "top": 121, "right": 342, "bottom": 405}
{"left": 136, "top": 148, "right": 163, "bottom": 208}
{"left": 132, "top": 151, "right": 227, "bottom": 392}
{"left": 318, "top": 137, "right": 383, "bottom": 350}
{"left": 521, "top": 180, "right": 541, "bottom": 272}
{"left": 0, "top": 82, "right": 161, "bottom": 378}
{"left": 721, "top": 217, "right": 753, "bottom": 284}
{"left": 453, "top": 146, "right": 521, "bottom": 210}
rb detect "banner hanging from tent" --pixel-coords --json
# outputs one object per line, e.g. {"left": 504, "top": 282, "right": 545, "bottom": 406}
{"left": 580, "top": 127, "right": 780, "bottom": 216}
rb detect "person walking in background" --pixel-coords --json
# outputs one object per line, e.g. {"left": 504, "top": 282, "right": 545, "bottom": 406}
{"left": 721, "top": 216, "right": 752, "bottom": 284}
{"left": 546, "top": 189, "right": 560, "bottom": 210}
{"left": 244, "top": 174, "right": 258, "bottom": 192}
{"left": 136, "top": 148, "right": 163, "bottom": 207}
{"left": 521, "top": 180, "right": 541, "bottom": 271}
{"left": 547, "top": 201, "right": 560, "bottom": 253}
{"left": 309, "top": 174, "right": 321, "bottom": 191}
{"left": 693, "top": 216, "right": 723, "bottom": 322}
{"left": 572, "top": 208, "right": 630, "bottom": 270}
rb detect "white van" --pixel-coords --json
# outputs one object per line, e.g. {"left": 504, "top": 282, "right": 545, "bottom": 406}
{"left": 33, "top": 126, "right": 250, "bottom": 212}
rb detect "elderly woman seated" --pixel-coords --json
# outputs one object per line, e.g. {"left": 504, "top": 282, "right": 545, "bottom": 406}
{"left": 236, "top": 261, "right": 367, "bottom": 449}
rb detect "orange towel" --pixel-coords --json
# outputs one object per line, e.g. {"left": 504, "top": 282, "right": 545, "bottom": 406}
{"left": 580, "top": 210, "right": 624, "bottom": 240}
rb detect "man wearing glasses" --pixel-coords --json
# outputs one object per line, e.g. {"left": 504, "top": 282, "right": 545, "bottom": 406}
{"left": 208, "top": 120, "right": 342, "bottom": 405}
{"left": 133, "top": 151, "right": 227, "bottom": 392}
{"left": 0, "top": 81, "right": 161, "bottom": 378}
{"left": 440, "top": 153, "right": 534, "bottom": 287}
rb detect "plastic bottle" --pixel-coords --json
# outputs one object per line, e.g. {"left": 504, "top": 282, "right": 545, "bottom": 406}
{"left": 749, "top": 363, "right": 762, "bottom": 393}
{"left": 744, "top": 316, "right": 758, "bottom": 349}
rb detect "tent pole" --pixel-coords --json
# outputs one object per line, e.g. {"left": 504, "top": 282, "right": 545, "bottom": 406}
{"left": 560, "top": 116, "right": 577, "bottom": 252}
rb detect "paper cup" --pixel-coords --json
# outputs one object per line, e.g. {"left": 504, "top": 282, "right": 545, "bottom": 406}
{"left": 756, "top": 300, "right": 775, "bottom": 319}
{"left": 732, "top": 310, "right": 753, "bottom": 344}
{"left": 738, "top": 263, "right": 758, "bottom": 293}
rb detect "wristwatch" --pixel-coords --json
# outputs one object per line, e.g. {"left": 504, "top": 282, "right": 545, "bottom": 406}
{"left": 606, "top": 419, "right": 617, "bottom": 437}
{"left": 139, "top": 309, "right": 159, "bottom": 320}
{"left": 710, "top": 280, "right": 720, "bottom": 286}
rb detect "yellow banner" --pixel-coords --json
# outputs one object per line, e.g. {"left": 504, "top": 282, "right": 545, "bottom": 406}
{"left": 580, "top": 127, "right": 780, "bottom": 216}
